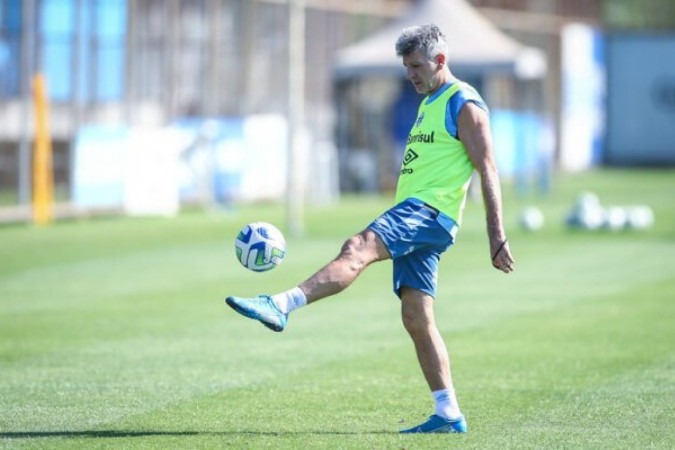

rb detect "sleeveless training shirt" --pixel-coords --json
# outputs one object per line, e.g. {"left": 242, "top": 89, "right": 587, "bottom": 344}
{"left": 395, "top": 82, "right": 476, "bottom": 225}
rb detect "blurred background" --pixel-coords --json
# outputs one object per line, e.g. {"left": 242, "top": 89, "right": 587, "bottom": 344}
{"left": 0, "top": 0, "right": 674, "bottom": 226}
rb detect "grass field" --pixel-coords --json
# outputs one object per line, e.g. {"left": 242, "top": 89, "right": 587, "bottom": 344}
{"left": 1, "top": 169, "right": 674, "bottom": 449}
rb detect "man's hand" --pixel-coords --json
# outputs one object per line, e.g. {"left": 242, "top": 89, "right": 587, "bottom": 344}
{"left": 491, "top": 239, "right": 515, "bottom": 274}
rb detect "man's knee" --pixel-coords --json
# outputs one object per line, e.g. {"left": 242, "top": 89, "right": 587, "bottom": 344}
{"left": 401, "top": 290, "right": 435, "bottom": 335}
{"left": 339, "top": 230, "right": 388, "bottom": 264}
{"left": 340, "top": 234, "right": 364, "bottom": 256}
{"left": 336, "top": 235, "right": 369, "bottom": 274}
{"left": 402, "top": 307, "right": 430, "bottom": 335}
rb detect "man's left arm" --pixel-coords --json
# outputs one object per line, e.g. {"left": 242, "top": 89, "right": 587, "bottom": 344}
{"left": 457, "top": 102, "right": 515, "bottom": 273}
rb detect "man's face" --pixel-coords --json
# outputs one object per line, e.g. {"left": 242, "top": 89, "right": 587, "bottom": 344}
{"left": 402, "top": 50, "right": 442, "bottom": 95}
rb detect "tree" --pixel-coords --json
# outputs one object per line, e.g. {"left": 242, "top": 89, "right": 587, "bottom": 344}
{"left": 603, "top": 0, "right": 675, "bottom": 29}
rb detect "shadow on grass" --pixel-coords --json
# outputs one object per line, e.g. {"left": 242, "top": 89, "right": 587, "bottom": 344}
{"left": 1, "top": 430, "right": 396, "bottom": 439}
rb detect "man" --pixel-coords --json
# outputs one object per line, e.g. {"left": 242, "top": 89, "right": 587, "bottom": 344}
{"left": 225, "top": 23, "right": 514, "bottom": 434}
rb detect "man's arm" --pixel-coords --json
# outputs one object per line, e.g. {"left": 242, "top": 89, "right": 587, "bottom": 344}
{"left": 457, "top": 102, "right": 514, "bottom": 273}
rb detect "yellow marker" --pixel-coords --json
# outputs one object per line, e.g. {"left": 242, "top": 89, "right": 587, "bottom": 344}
{"left": 32, "top": 73, "right": 54, "bottom": 226}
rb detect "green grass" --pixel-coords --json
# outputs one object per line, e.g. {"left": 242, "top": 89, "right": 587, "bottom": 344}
{"left": 1, "top": 168, "right": 674, "bottom": 449}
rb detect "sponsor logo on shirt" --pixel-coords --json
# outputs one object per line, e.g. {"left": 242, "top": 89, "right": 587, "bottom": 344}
{"left": 401, "top": 148, "right": 418, "bottom": 174}
{"left": 407, "top": 131, "right": 435, "bottom": 145}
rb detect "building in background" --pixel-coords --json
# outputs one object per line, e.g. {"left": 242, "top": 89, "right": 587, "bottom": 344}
{"left": 0, "top": 0, "right": 408, "bottom": 210}
{"left": 604, "top": 33, "right": 675, "bottom": 166}
{"left": 0, "top": 0, "right": 672, "bottom": 216}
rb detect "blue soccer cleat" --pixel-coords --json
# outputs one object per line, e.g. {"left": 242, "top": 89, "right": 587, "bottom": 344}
{"left": 400, "top": 414, "right": 468, "bottom": 434}
{"left": 225, "top": 295, "right": 288, "bottom": 332}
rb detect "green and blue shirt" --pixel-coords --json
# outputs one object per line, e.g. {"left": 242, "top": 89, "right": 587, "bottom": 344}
{"left": 395, "top": 81, "right": 488, "bottom": 225}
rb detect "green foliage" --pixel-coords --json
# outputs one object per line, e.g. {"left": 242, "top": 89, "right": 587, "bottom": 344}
{"left": 1, "top": 169, "right": 674, "bottom": 449}
{"left": 603, "top": 0, "right": 675, "bottom": 29}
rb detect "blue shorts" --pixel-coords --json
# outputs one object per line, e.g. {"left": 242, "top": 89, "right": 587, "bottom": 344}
{"left": 368, "top": 198, "right": 459, "bottom": 299}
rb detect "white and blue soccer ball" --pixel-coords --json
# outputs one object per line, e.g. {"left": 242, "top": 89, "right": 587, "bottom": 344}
{"left": 234, "top": 221, "right": 286, "bottom": 272}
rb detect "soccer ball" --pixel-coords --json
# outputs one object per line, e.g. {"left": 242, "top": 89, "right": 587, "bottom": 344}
{"left": 519, "top": 206, "right": 544, "bottom": 232}
{"left": 626, "top": 205, "right": 654, "bottom": 230}
{"left": 603, "top": 206, "right": 628, "bottom": 231}
{"left": 234, "top": 222, "right": 286, "bottom": 272}
{"left": 566, "top": 191, "right": 605, "bottom": 230}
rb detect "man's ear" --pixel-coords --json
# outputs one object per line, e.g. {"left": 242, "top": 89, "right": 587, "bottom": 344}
{"left": 436, "top": 53, "right": 446, "bottom": 68}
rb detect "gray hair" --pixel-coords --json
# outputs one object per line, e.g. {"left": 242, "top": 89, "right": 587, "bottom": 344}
{"left": 395, "top": 24, "right": 448, "bottom": 59}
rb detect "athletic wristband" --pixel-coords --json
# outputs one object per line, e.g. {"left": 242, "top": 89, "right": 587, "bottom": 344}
{"left": 491, "top": 239, "right": 508, "bottom": 261}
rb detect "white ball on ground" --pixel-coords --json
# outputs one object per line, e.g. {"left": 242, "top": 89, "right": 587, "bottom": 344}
{"left": 604, "top": 206, "right": 628, "bottom": 231}
{"left": 626, "top": 205, "right": 655, "bottom": 230}
{"left": 566, "top": 191, "right": 605, "bottom": 230}
{"left": 519, "top": 206, "right": 544, "bottom": 231}
{"left": 573, "top": 204, "right": 606, "bottom": 230}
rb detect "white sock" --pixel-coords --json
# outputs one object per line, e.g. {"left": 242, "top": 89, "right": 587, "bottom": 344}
{"left": 272, "top": 287, "right": 307, "bottom": 315}
{"left": 432, "top": 388, "right": 461, "bottom": 420}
